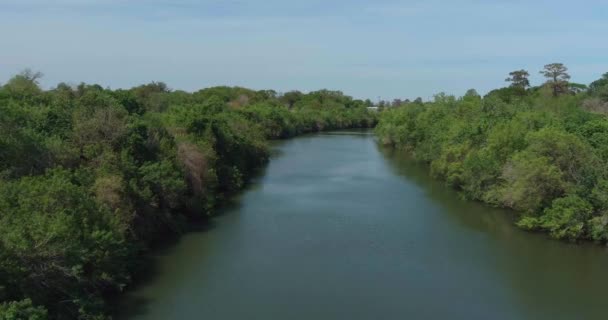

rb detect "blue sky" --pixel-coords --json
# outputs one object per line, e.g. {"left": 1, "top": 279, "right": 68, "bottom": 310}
{"left": 1, "top": 0, "right": 607, "bottom": 99}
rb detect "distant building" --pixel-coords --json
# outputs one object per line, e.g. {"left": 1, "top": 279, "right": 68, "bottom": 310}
{"left": 367, "top": 107, "right": 379, "bottom": 112}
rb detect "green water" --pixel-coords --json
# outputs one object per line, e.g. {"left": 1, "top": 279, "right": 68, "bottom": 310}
{"left": 122, "top": 131, "right": 608, "bottom": 320}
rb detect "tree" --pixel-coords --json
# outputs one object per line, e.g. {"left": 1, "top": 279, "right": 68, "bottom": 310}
{"left": 464, "top": 89, "right": 480, "bottom": 98}
{"left": 0, "top": 299, "right": 48, "bottom": 320}
{"left": 280, "top": 90, "right": 303, "bottom": 108}
{"left": 377, "top": 100, "right": 387, "bottom": 111}
{"left": 505, "top": 69, "right": 530, "bottom": 89}
{"left": 132, "top": 82, "right": 170, "bottom": 112}
{"left": 589, "top": 72, "right": 608, "bottom": 95}
{"left": 21, "top": 69, "right": 43, "bottom": 82}
{"left": 568, "top": 83, "right": 588, "bottom": 95}
{"left": 520, "top": 195, "right": 593, "bottom": 241}
{"left": 2, "top": 69, "right": 44, "bottom": 98}
{"left": 540, "top": 63, "right": 570, "bottom": 97}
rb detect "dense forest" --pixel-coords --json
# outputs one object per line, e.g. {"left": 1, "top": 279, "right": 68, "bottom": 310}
{"left": 4, "top": 63, "right": 608, "bottom": 319}
{"left": 377, "top": 64, "right": 608, "bottom": 243}
{"left": 0, "top": 71, "right": 376, "bottom": 319}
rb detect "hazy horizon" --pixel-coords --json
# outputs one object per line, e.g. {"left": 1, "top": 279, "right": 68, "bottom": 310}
{"left": 1, "top": 0, "right": 607, "bottom": 100}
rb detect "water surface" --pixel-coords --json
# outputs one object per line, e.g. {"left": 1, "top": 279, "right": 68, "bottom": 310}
{"left": 123, "top": 131, "right": 608, "bottom": 320}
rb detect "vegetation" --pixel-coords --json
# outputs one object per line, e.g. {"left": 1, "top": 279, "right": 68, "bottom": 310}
{"left": 0, "top": 71, "right": 376, "bottom": 319}
{"left": 376, "top": 64, "right": 608, "bottom": 244}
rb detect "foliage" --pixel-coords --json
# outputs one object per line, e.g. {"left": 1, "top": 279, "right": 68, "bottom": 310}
{"left": 376, "top": 68, "right": 608, "bottom": 244}
{"left": 0, "top": 72, "right": 376, "bottom": 319}
{"left": 505, "top": 69, "right": 530, "bottom": 89}
{"left": 518, "top": 195, "right": 593, "bottom": 241}
{"left": 589, "top": 73, "right": 608, "bottom": 95}
{"left": 0, "top": 299, "right": 47, "bottom": 320}
{"left": 540, "top": 63, "right": 571, "bottom": 97}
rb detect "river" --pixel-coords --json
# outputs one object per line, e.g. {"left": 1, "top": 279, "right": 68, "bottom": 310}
{"left": 121, "top": 130, "right": 608, "bottom": 320}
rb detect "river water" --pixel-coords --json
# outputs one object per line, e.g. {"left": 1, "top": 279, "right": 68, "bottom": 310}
{"left": 122, "top": 131, "right": 608, "bottom": 320}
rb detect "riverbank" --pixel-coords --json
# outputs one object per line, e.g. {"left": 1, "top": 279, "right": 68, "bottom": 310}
{"left": 0, "top": 78, "right": 377, "bottom": 319}
{"left": 375, "top": 90, "right": 608, "bottom": 244}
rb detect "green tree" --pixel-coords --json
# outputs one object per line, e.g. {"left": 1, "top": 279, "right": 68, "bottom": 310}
{"left": 505, "top": 69, "right": 530, "bottom": 89}
{"left": 589, "top": 72, "right": 608, "bottom": 94}
{"left": 464, "top": 89, "right": 480, "bottom": 98}
{"left": 519, "top": 195, "right": 593, "bottom": 241}
{"left": 568, "top": 83, "right": 588, "bottom": 95}
{"left": 0, "top": 299, "right": 47, "bottom": 320}
{"left": 2, "top": 69, "right": 43, "bottom": 100}
{"left": 279, "top": 91, "right": 303, "bottom": 108}
{"left": 540, "top": 63, "right": 570, "bottom": 97}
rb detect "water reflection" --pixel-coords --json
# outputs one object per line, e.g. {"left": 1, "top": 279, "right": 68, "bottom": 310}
{"left": 377, "top": 144, "right": 608, "bottom": 319}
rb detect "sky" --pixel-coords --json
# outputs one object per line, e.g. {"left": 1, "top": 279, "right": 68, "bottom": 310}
{"left": 1, "top": 0, "right": 607, "bottom": 100}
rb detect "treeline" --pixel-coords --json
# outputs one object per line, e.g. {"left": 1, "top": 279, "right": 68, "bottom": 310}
{"left": 377, "top": 64, "right": 608, "bottom": 243}
{"left": 0, "top": 71, "right": 377, "bottom": 319}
